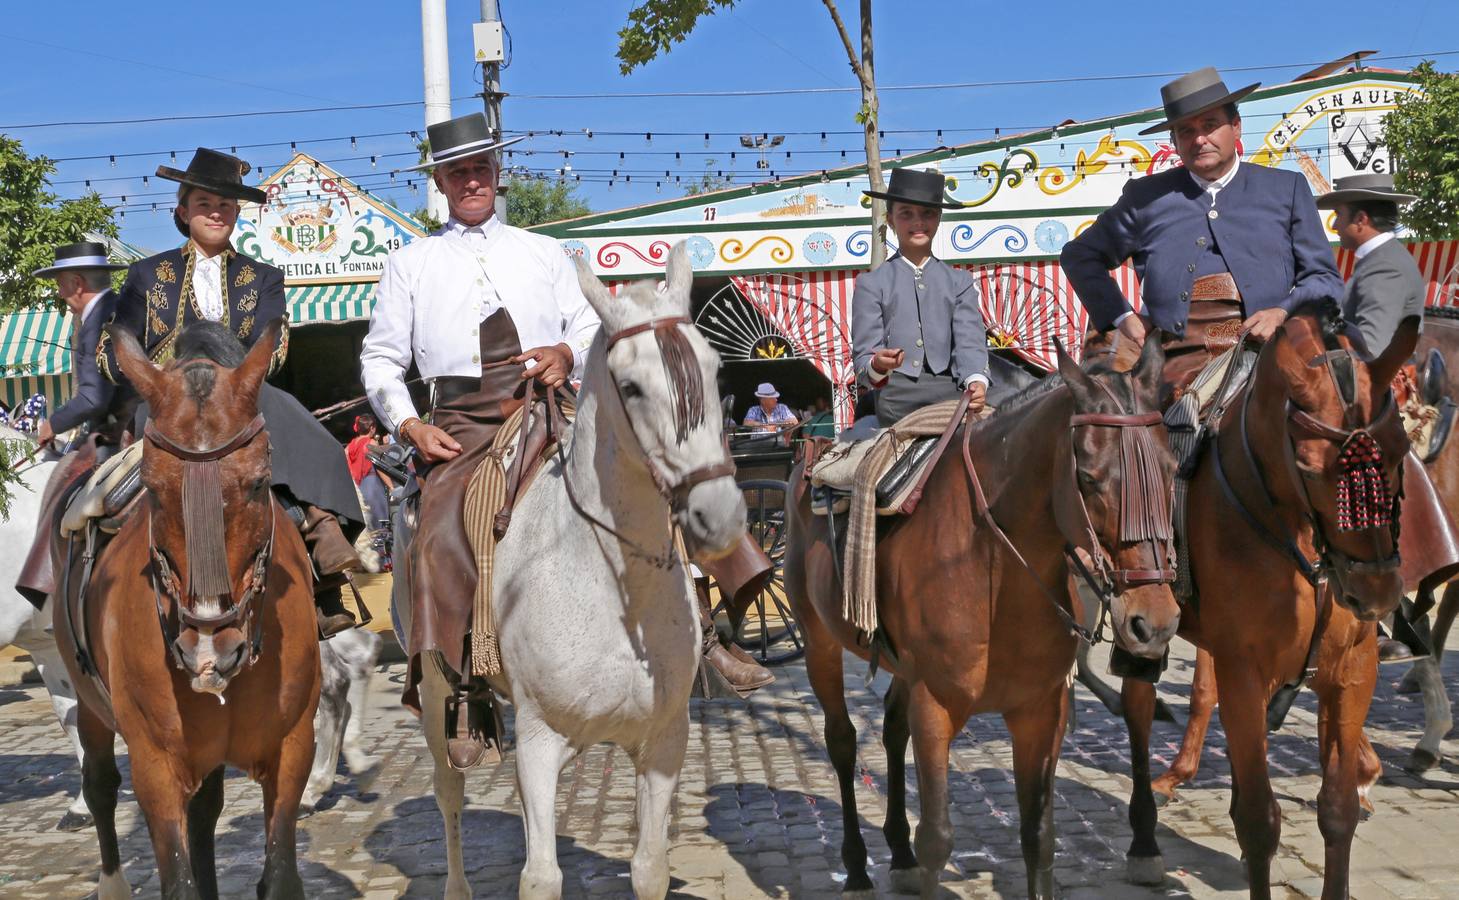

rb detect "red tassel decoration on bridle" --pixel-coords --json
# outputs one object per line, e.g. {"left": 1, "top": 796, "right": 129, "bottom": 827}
{"left": 1334, "top": 430, "right": 1391, "bottom": 532}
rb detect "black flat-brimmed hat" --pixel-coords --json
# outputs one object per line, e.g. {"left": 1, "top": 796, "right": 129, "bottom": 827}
{"left": 156, "top": 148, "right": 267, "bottom": 205}
{"left": 31, "top": 240, "right": 127, "bottom": 279}
{"left": 1315, "top": 173, "right": 1419, "bottom": 209}
{"left": 403, "top": 112, "right": 526, "bottom": 173}
{"left": 1138, "top": 67, "right": 1261, "bottom": 136}
{"left": 862, "top": 167, "right": 963, "bottom": 210}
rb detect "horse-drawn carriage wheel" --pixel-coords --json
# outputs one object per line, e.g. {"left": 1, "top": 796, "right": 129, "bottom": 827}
{"left": 714, "top": 479, "right": 804, "bottom": 665}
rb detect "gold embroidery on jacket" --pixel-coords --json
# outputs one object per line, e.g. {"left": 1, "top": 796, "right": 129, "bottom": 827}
{"left": 234, "top": 264, "right": 256, "bottom": 287}
{"left": 237, "top": 289, "right": 258, "bottom": 313}
{"left": 238, "top": 315, "right": 255, "bottom": 340}
{"left": 155, "top": 260, "right": 176, "bottom": 284}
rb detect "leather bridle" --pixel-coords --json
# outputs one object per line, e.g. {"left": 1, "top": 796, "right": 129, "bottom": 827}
{"left": 961, "top": 381, "right": 1176, "bottom": 645}
{"left": 144, "top": 414, "right": 275, "bottom": 671}
{"left": 553, "top": 315, "right": 736, "bottom": 568}
{"left": 1213, "top": 349, "right": 1405, "bottom": 593}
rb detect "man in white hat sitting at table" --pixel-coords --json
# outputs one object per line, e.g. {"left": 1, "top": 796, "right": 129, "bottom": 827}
{"left": 742, "top": 382, "right": 799, "bottom": 444}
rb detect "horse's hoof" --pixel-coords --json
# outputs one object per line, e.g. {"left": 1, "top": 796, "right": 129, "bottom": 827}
{"left": 1405, "top": 748, "right": 1442, "bottom": 774}
{"left": 1396, "top": 669, "right": 1422, "bottom": 694}
{"left": 344, "top": 751, "right": 381, "bottom": 774}
{"left": 1152, "top": 790, "right": 1175, "bottom": 809}
{"left": 55, "top": 810, "right": 93, "bottom": 832}
{"left": 888, "top": 865, "right": 923, "bottom": 894}
{"left": 1127, "top": 855, "right": 1165, "bottom": 885}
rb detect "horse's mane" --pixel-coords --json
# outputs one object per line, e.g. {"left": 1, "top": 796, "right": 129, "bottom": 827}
{"left": 986, "top": 373, "right": 1066, "bottom": 419}
{"left": 1287, "top": 298, "right": 1346, "bottom": 349}
{"left": 174, "top": 321, "right": 247, "bottom": 368}
{"left": 171, "top": 322, "right": 249, "bottom": 408}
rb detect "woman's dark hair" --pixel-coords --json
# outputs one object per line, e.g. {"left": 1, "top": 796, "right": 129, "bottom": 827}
{"left": 353, "top": 414, "right": 378, "bottom": 435}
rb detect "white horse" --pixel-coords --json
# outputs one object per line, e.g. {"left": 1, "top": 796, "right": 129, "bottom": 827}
{"left": 0, "top": 426, "right": 381, "bottom": 825}
{"left": 400, "top": 243, "right": 745, "bottom": 899}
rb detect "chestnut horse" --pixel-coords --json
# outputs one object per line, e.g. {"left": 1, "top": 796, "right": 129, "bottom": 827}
{"left": 1142, "top": 310, "right": 1459, "bottom": 808}
{"left": 784, "top": 338, "right": 1181, "bottom": 898}
{"left": 1117, "top": 309, "right": 1417, "bottom": 899}
{"left": 53, "top": 320, "right": 320, "bottom": 900}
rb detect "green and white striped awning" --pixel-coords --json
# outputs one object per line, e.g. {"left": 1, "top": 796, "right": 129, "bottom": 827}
{"left": 0, "top": 308, "right": 73, "bottom": 411}
{"left": 288, "top": 282, "right": 376, "bottom": 325}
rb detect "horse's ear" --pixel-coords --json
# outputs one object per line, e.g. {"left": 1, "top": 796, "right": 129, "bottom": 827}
{"left": 1131, "top": 329, "right": 1166, "bottom": 407}
{"left": 663, "top": 241, "right": 693, "bottom": 313}
{"left": 1054, "top": 337, "right": 1096, "bottom": 405}
{"left": 573, "top": 257, "right": 617, "bottom": 328}
{"left": 1367, "top": 315, "right": 1421, "bottom": 397}
{"left": 236, "top": 318, "right": 283, "bottom": 403}
{"left": 106, "top": 324, "right": 162, "bottom": 400}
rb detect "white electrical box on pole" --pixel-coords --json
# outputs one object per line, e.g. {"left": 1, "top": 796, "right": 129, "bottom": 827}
{"left": 420, "top": 0, "right": 452, "bottom": 223}
{"left": 478, "top": 1, "right": 507, "bottom": 223}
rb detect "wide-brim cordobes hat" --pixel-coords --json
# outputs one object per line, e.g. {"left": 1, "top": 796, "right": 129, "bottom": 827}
{"left": 32, "top": 240, "right": 127, "bottom": 279}
{"left": 862, "top": 167, "right": 964, "bottom": 210}
{"left": 1138, "top": 67, "right": 1260, "bottom": 136}
{"left": 156, "top": 148, "right": 267, "bottom": 205}
{"left": 1315, "top": 173, "right": 1419, "bottom": 209}
{"left": 402, "top": 112, "right": 526, "bottom": 173}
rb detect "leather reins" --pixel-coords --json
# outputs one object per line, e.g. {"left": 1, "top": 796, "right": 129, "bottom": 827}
{"left": 550, "top": 315, "right": 736, "bottom": 569}
{"left": 1212, "top": 355, "right": 1403, "bottom": 590}
{"left": 959, "top": 382, "right": 1176, "bottom": 645}
{"left": 144, "top": 414, "right": 276, "bottom": 671}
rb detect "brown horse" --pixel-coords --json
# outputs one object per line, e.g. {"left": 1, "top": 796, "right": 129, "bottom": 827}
{"left": 53, "top": 320, "right": 320, "bottom": 900}
{"left": 1118, "top": 309, "right": 1418, "bottom": 899}
{"left": 1143, "top": 311, "right": 1459, "bottom": 805}
{"left": 784, "top": 338, "right": 1181, "bottom": 898}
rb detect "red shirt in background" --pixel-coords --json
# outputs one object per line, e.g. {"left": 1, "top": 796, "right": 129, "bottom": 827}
{"left": 346, "top": 435, "right": 374, "bottom": 484}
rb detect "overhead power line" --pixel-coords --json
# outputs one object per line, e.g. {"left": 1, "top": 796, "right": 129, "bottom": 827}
{"left": 6, "top": 50, "right": 1452, "bottom": 130}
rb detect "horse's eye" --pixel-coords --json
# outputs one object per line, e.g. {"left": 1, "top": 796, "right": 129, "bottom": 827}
{"left": 1077, "top": 471, "right": 1098, "bottom": 487}
{"left": 253, "top": 475, "right": 270, "bottom": 496}
{"left": 619, "top": 381, "right": 643, "bottom": 400}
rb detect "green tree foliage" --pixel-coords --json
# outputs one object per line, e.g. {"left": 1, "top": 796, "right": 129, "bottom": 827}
{"left": 617, "top": 0, "right": 890, "bottom": 264}
{"left": 0, "top": 136, "right": 118, "bottom": 312}
{"left": 617, "top": 0, "right": 740, "bottom": 75}
{"left": 504, "top": 176, "right": 592, "bottom": 227}
{"left": 1383, "top": 61, "right": 1459, "bottom": 240}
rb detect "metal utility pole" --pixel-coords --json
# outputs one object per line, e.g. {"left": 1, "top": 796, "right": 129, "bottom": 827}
{"left": 476, "top": 1, "right": 508, "bottom": 221}
{"left": 421, "top": 0, "right": 451, "bottom": 223}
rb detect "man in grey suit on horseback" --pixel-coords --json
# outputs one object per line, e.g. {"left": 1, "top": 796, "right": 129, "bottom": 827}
{"left": 851, "top": 168, "right": 989, "bottom": 428}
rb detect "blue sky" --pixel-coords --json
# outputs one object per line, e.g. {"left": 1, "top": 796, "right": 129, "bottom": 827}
{"left": 2, "top": 0, "right": 1452, "bottom": 249}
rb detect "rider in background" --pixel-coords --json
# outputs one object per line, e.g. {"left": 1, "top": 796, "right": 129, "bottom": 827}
{"left": 14, "top": 242, "right": 131, "bottom": 610}
{"left": 32, "top": 242, "right": 129, "bottom": 452}
{"left": 849, "top": 167, "right": 988, "bottom": 433}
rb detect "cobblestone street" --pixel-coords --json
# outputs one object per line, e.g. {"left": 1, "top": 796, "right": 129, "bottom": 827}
{"left": 1, "top": 640, "right": 1456, "bottom": 898}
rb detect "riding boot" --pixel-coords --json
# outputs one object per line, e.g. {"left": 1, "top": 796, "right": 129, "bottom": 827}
{"left": 445, "top": 683, "right": 505, "bottom": 771}
{"left": 696, "top": 579, "right": 774, "bottom": 696}
{"left": 301, "top": 505, "right": 363, "bottom": 575}
{"left": 1378, "top": 614, "right": 1431, "bottom": 664}
{"left": 299, "top": 505, "right": 361, "bottom": 635}
{"left": 314, "top": 584, "right": 357, "bottom": 638}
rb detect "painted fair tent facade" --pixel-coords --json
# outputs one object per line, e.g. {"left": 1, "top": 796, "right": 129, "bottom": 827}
{"left": 533, "top": 67, "right": 1459, "bottom": 429}
{"left": 232, "top": 153, "right": 426, "bottom": 432}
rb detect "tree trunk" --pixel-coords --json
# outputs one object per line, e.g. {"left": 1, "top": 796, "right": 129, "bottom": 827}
{"left": 860, "top": 0, "right": 886, "bottom": 268}
{"left": 822, "top": 0, "right": 887, "bottom": 269}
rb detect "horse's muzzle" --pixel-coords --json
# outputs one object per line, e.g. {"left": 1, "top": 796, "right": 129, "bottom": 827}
{"left": 173, "top": 625, "right": 249, "bottom": 694}
{"left": 1328, "top": 552, "right": 1404, "bottom": 622}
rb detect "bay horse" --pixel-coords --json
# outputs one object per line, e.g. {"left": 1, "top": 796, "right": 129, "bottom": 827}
{"left": 1117, "top": 308, "right": 1417, "bottom": 899}
{"left": 53, "top": 319, "right": 320, "bottom": 899}
{"left": 399, "top": 243, "right": 745, "bottom": 899}
{"left": 784, "top": 337, "right": 1182, "bottom": 897}
{"left": 1135, "top": 310, "right": 1459, "bottom": 812}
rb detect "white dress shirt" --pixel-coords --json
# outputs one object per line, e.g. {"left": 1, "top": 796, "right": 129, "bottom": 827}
{"left": 361, "top": 215, "right": 601, "bottom": 432}
{"left": 78, "top": 290, "right": 110, "bottom": 327}
{"left": 1354, "top": 230, "right": 1395, "bottom": 261}
{"left": 192, "top": 248, "right": 226, "bottom": 322}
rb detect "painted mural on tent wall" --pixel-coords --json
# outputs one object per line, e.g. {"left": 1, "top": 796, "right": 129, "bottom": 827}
{"left": 542, "top": 72, "right": 1419, "bottom": 279}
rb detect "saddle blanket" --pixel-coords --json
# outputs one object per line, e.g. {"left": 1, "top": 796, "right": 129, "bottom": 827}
{"left": 460, "top": 397, "right": 572, "bottom": 677}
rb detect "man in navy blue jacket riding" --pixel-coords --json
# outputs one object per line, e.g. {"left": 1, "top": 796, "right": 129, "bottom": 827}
{"left": 1061, "top": 66, "right": 1343, "bottom": 390}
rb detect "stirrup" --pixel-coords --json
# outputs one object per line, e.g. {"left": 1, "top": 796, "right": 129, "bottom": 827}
{"left": 445, "top": 684, "right": 506, "bottom": 771}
